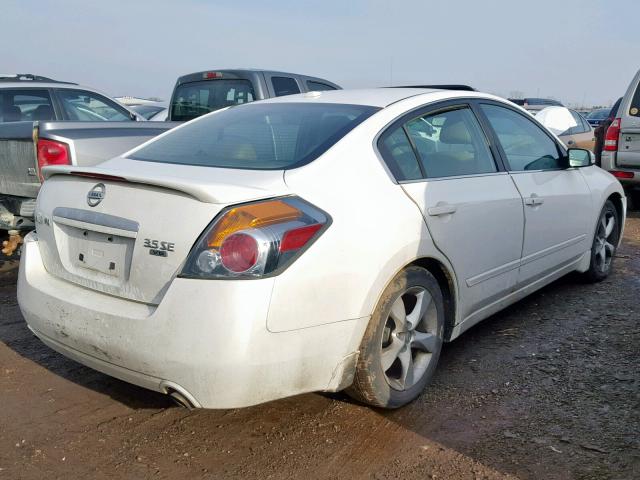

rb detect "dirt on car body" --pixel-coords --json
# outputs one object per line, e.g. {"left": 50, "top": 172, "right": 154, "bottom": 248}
{"left": 1, "top": 215, "right": 638, "bottom": 479}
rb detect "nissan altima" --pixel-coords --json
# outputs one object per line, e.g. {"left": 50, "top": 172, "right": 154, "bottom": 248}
{"left": 18, "top": 88, "right": 626, "bottom": 409}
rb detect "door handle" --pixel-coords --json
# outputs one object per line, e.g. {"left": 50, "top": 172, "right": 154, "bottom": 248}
{"left": 524, "top": 195, "right": 544, "bottom": 206}
{"left": 427, "top": 203, "right": 457, "bottom": 216}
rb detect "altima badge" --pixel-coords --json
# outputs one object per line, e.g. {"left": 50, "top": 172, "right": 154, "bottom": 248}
{"left": 87, "top": 183, "right": 106, "bottom": 207}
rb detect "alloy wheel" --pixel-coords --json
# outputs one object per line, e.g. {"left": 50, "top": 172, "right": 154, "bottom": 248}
{"left": 380, "top": 286, "right": 440, "bottom": 391}
{"left": 594, "top": 211, "right": 616, "bottom": 273}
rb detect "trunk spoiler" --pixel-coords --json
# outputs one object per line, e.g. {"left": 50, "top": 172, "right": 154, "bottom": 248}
{"left": 41, "top": 164, "right": 288, "bottom": 205}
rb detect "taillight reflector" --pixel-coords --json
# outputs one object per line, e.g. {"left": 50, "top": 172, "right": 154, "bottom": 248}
{"left": 280, "top": 224, "right": 323, "bottom": 252}
{"left": 604, "top": 118, "right": 621, "bottom": 151}
{"left": 36, "top": 139, "right": 70, "bottom": 181}
{"left": 611, "top": 170, "right": 634, "bottom": 179}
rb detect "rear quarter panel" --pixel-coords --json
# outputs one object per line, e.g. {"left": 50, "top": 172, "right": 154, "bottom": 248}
{"left": 268, "top": 102, "right": 457, "bottom": 332}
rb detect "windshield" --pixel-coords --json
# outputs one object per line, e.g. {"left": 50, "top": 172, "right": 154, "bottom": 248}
{"left": 170, "top": 79, "right": 256, "bottom": 121}
{"left": 130, "top": 103, "right": 379, "bottom": 170}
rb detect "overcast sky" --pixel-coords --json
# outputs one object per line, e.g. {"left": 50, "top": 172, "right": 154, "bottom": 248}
{"left": 2, "top": 0, "right": 638, "bottom": 107}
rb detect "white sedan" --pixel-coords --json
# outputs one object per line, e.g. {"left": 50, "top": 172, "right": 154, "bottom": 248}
{"left": 18, "top": 88, "right": 625, "bottom": 409}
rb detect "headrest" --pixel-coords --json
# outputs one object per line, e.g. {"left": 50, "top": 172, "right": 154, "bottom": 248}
{"left": 2, "top": 105, "right": 21, "bottom": 121}
{"left": 439, "top": 117, "right": 472, "bottom": 144}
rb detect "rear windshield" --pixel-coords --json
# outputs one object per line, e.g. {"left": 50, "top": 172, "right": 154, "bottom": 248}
{"left": 170, "top": 79, "right": 256, "bottom": 121}
{"left": 130, "top": 103, "right": 379, "bottom": 170}
{"left": 587, "top": 109, "right": 610, "bottom": 120}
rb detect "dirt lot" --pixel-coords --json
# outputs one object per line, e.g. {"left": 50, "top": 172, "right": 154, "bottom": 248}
{"left": 1, "top": 215, "right": 638, "bottom": 480}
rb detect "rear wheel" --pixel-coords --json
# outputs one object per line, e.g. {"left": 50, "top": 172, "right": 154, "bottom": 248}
{"left": 347, "top": 267, "right": 444, "bottom": 408}
{"left": 629, "top": 190, "right": 640, "bottom": 211}
{"left": 583, "top": 200, "right": 619, "bottom": 282}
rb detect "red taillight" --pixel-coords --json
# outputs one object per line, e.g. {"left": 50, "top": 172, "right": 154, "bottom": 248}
{"left": 280, "top": 224, "right": 323, "bottom": 253}
{"left": 220, "top": 233, "right": 259, "bottom": 273}
{"left": 604, "top": 118, "right": 621, "bottom": 151}
{"left": 182, "top": 197, "right": 329, "bottom": 279}
{"left": 37, "top": 138, "right": 70, "bottom": 181}
{"left": 203, "top": 71, "right": 222, "bottom": 79}
{"left": 611, "top": 170, "right": 634, "bottom": 179}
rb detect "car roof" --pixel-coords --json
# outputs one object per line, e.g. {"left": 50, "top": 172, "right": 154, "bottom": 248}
{"left": 258, "top": 88, "right": 499, "bottom": 108}
{"left": 0, "top": 81, "right": 102, "bottom": 91}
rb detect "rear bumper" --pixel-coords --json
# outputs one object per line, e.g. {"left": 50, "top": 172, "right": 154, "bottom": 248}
{"left": 600, "top": 152, "right": 640, "bottom": 188}
{"left": 18, "top": 233, "right": 367, "bottom": 408}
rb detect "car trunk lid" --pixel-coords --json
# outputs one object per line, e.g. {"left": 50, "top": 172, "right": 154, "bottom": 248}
{"left": 36, "top": 159, "right": 288, "bottom": 304}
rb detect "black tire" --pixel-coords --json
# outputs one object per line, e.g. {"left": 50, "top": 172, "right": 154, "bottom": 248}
{"left": 629, "top": 190, "right": 640, "bottom": 211}
{"left": 583, "top": 200, "right": 620, "bottom": 283}
{"left": 346, "top": 266, "right": 444, "bottom": 408}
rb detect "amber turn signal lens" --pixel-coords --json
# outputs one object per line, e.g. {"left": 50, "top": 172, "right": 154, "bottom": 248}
{"left": 207, "top": 200, "right": 301, "bottom": 247}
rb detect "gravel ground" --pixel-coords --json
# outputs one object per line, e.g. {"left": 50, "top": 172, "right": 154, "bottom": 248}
{"left": 0, "top": 214, "right": 638, "bottom": 480}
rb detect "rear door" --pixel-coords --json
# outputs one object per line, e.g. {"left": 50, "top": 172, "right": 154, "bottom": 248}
{"left": 478, "top": 102, "right": 591, "bottom": 286}
{"left": 617, "top": 72, "right": 640, "bottom": 168}
{"left": 378, "top": 101, "right": 524, "bottom": 320}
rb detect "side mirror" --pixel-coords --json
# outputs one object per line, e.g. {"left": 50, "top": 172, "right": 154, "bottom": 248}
{"left": 567, "top": 148, "right": 592, "bottom": 168}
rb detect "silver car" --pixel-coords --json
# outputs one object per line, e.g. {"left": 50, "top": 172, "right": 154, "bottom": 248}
{"left": 600, "top": 69, "right": 640, "bottom": 206}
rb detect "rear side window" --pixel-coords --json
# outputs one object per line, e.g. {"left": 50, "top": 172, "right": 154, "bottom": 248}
{"left": 171, "top": 80, "right": 255, "bottom": 121}
{"left": 130, "top": 103, "right": 379, "bottom": 170}
{"left": 405, "top": 107, "right": 497, "bottom": 178}
{"left": 629, "top": 83, "right": 640, "bottom": 117}
{"left": 56, "top": 89, "right": 131, "bottom": 121}
{"left": 378, "top": 127, "right": 422, "bottom": 181}
{"left": 307, "top": 81, "right": 336, "bottom": 92}
{"left": 0, "top": 89, "right": 54, "bottom": 122}
{"left": 272, "top": 77, "right": 300, "bottom": 97}
{"left": 481, "top": 104, "right": 562, "bottom": 171}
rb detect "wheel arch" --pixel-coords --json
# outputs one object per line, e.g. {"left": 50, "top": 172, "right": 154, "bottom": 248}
{"left": 408, "top": 257, "right": 458, "bottom": 341}
{"left": 607, "top": 192, "right": 624, "bottom": 238}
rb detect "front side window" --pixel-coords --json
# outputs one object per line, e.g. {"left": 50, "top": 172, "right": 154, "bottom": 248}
{"left": 171, "top": 79, "right": 256, "bottom": 121}
{"left": 272, "top": 77, "right": 300, "bottom": 97}
{"left": 57, "top": 89, "right": 131, "bottom": 121}
{"left": 0, "top": 89, "right": 54, "bottom": 122}
{"left": 481, "top": 104, "right": 563, "bottom": 171}
{"left": 404, "top": 107, "right": 497, "bottom": 178}
{"left": 130, "top": 103, "right": 379, "bottom": 170}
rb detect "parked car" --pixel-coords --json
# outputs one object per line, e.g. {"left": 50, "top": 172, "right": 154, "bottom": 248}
{"left": 508, "top": 97, "right": 564, "bottom": 114}
{"left": 130, "top": 103, "right": 168, "bottom": 121}
{"left": 0, "top": 74, "right": 177, "bottom": 235}
{"left": 600, "top": 69, "right": 640, "bottom": 207}
{"left": 148, "top": 108, "right": 168, "bottom": 121}
{"left": 168, "top": 69, "right": 340, "bottom": 121}
{"left": 586, "top": 108, "right": 612, "bottom": 127}
{"left": 534, "top": 106, "right": 595, "bottom": 150}
{"left": 18, "top": 88, "right": 626, "bottom": 409}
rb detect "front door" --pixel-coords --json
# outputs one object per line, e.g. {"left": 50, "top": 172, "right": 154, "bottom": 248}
{"left": 479, "top": 103, "right": 592, "bottom": 286}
